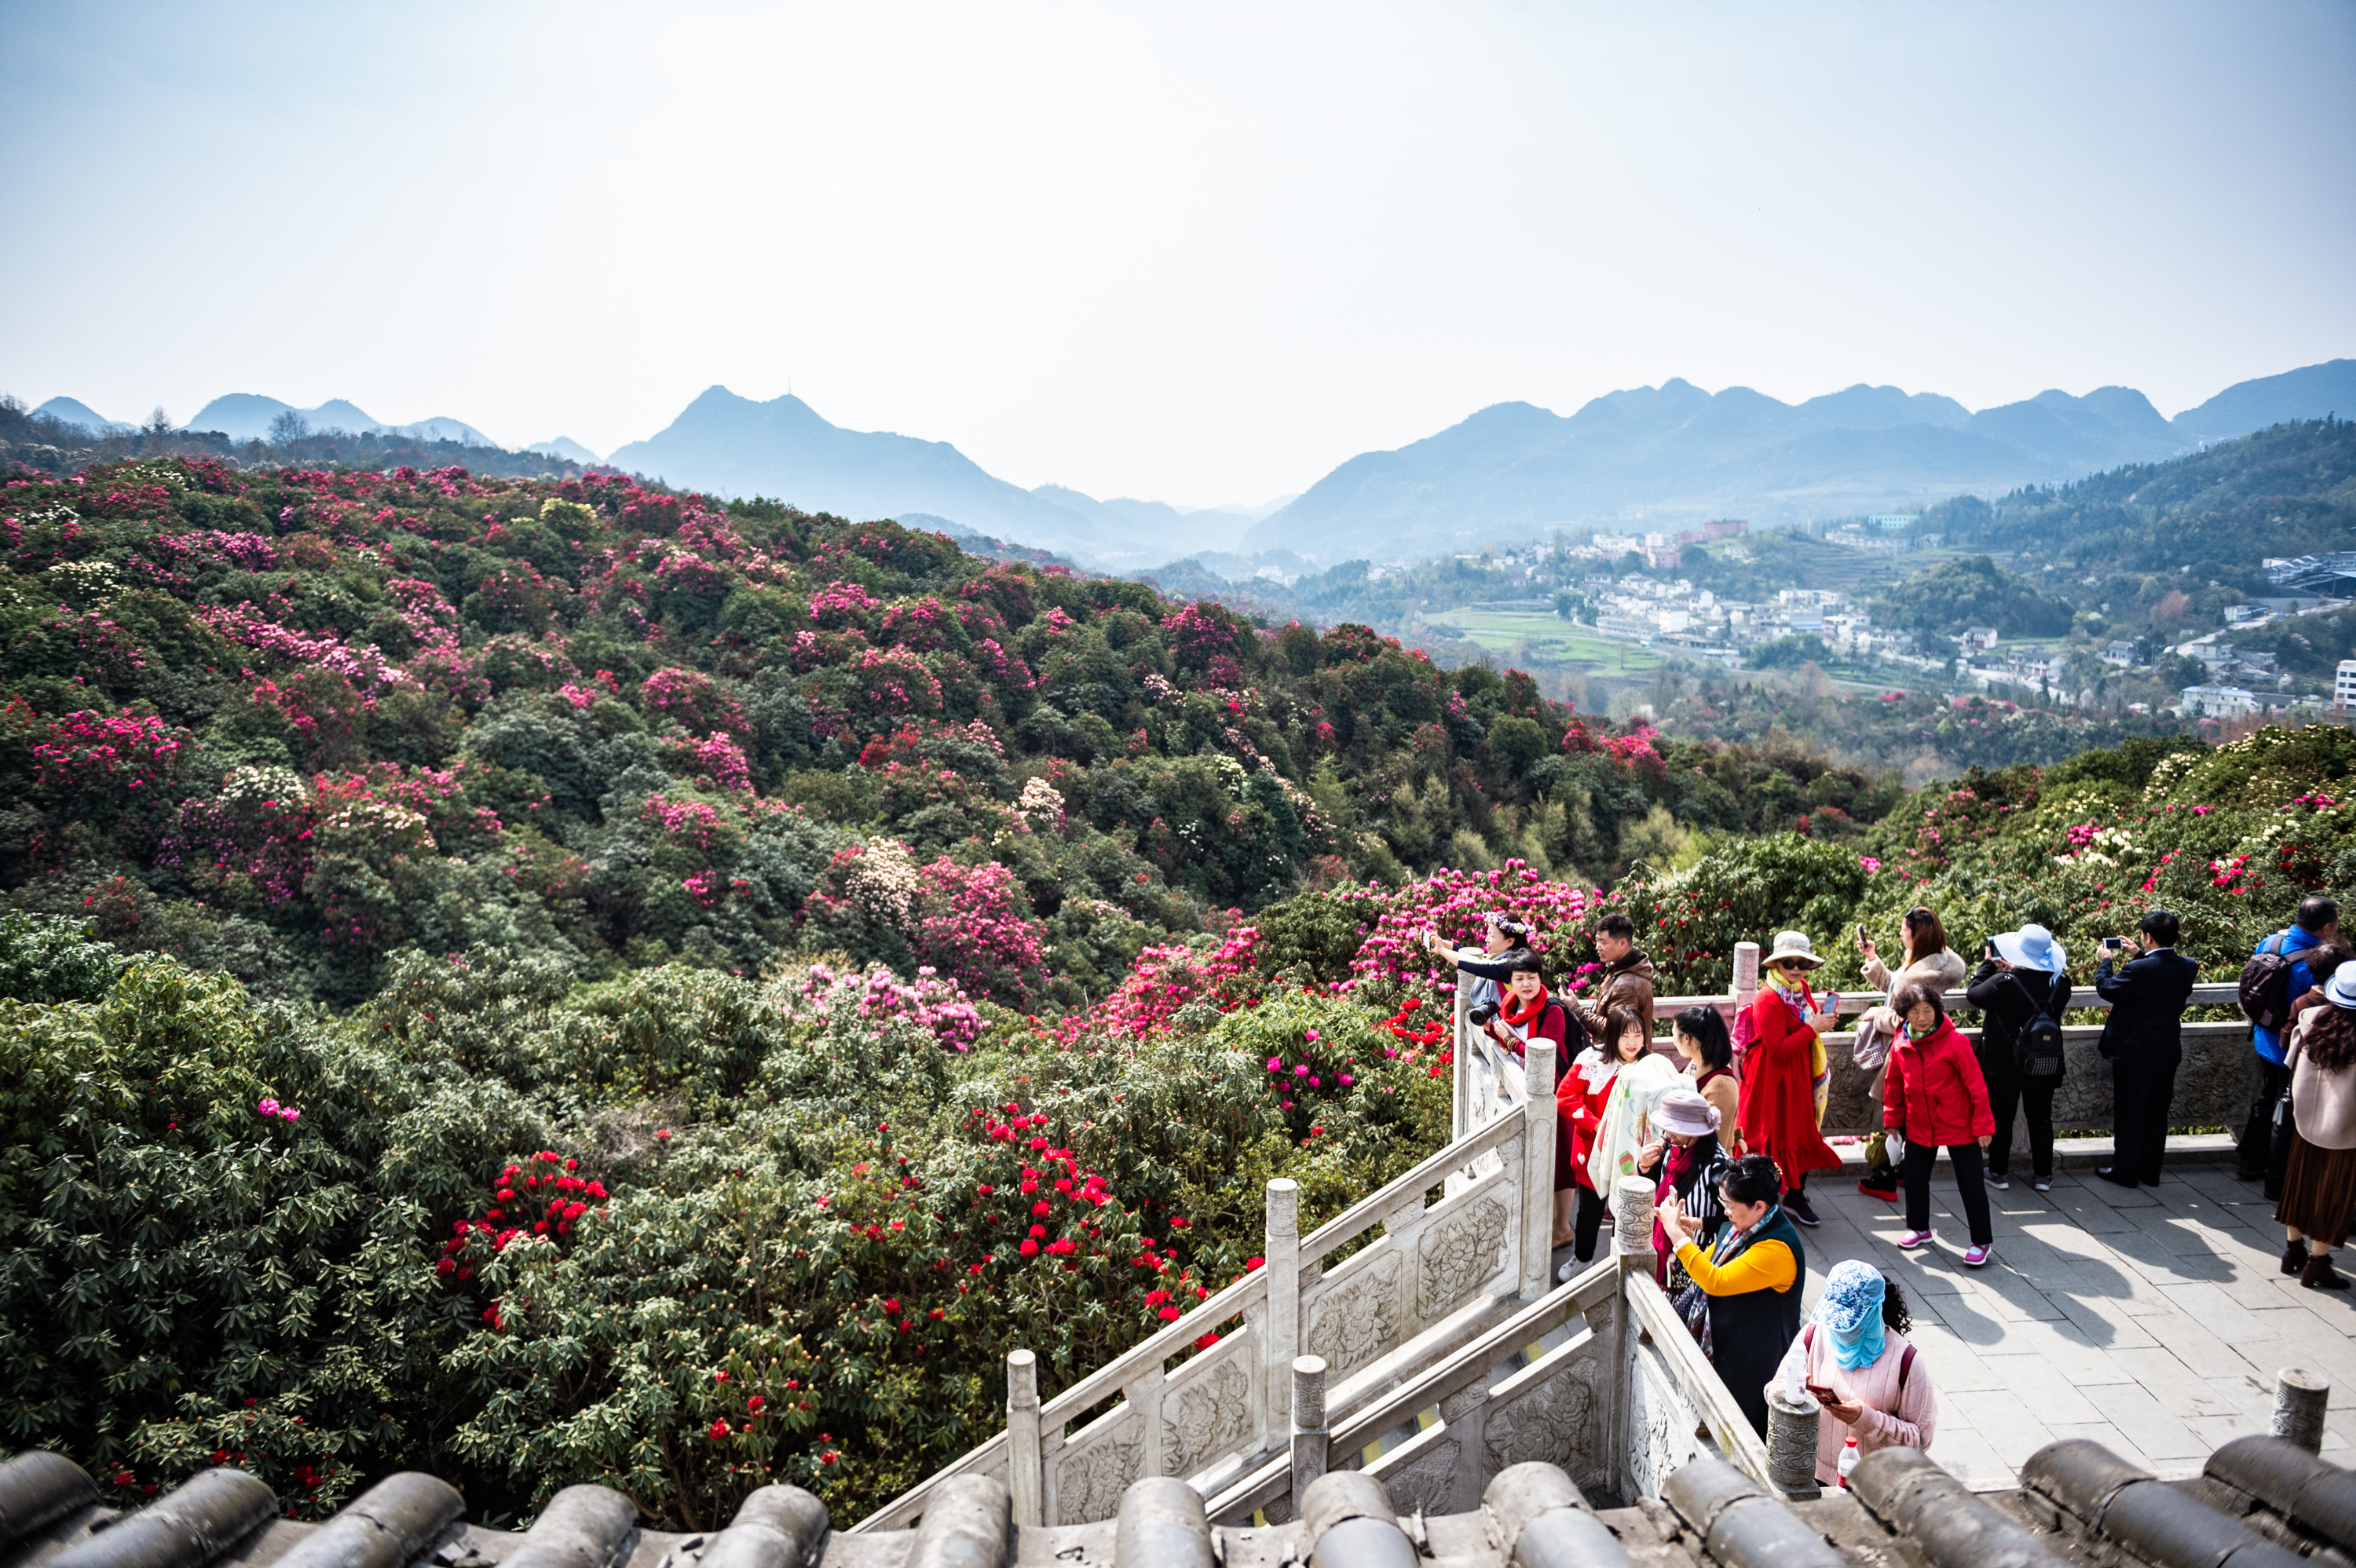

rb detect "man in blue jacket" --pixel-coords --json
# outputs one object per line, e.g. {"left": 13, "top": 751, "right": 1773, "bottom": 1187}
{"left": 2094, "top": 909, "right": 2200, "bottom": 1190}
{"left": 2241, "top": 896, "right": 2340, "bottom": 1190}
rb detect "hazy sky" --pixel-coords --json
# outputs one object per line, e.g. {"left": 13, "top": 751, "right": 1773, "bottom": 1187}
{"left": 4, "top": 2, "right": 2351, "bottom": 507}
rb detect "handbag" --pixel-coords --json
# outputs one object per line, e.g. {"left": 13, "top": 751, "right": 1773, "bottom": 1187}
{"left": 1675, "top": 1273, "right": 1714, "bottom": 1358}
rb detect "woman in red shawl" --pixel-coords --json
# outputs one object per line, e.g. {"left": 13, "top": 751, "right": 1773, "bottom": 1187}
{"left": 1741, "top": 930, "right": 1842, "bottom": 1226}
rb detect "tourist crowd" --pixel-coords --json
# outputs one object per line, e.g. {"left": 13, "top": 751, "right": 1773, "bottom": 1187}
{"left": 1436, "top": 890, "right": 2351, "bottom": 1478}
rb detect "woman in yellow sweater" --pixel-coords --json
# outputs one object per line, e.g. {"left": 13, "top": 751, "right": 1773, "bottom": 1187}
{"left": 1658, "top": 1151, "right": 1805, "bottom": 1438}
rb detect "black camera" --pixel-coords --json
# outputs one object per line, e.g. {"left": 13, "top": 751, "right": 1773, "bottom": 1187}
{"left": 1468, "top": 1001, "right": 1500, "bottom": 1028}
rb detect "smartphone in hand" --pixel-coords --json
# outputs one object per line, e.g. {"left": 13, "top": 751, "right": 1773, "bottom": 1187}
{"left": 1805, "top": 1381, "right": 1840, "bottom": 1405}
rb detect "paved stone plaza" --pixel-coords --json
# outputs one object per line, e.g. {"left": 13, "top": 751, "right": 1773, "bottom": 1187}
{"left": 1790, "top": 1158, "right": 2356, "bottom": 1486}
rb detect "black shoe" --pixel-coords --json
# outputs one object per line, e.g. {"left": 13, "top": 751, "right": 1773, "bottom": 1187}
{"left": 1784, "top": 1190, "right": 1821, "bottom": 1226}
{"left": 2283, "top": 1239, "right": 2311, "bottom": 1276}
{"left": 2303, "top": 1255, "right": 2351, "bottom": 1292}
{"left": 2095, "top": 1167, "right": 2138, "bottom": 1189}
{"left": 2236, "top": 1168, "right": 2266, "bottom": 1183}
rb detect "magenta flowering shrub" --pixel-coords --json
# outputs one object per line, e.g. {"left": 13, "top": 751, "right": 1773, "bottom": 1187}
{"left": 32, "top": 707, "right": 194, "bottom": 806}
{"left": 913, "top": 855, "right": 1046, "bottom": 1000}
{"left": 781, "top": 960, "right": 986, "bottom": 1052}
{"left": 643, "top": 665, "right": 750, "bottom": 736}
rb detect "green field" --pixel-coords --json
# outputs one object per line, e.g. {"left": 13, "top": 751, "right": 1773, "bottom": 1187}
{"left": 1421, "top": 609, "right": 1668, "bottom": 672}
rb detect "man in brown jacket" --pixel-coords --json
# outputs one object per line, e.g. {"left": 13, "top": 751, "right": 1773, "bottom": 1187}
{"left": 1579, "top": 912, "right": 1659, "bottom": 1051}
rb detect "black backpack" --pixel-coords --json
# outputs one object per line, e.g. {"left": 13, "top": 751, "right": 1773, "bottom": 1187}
{"left": 2241, "top": 932, "right": 2299, "bottom": 1033}
{"left": 2008, "top": 972, "right": 2066, "bottom": 1080}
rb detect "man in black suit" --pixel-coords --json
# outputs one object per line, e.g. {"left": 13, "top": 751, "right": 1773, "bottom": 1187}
{"left": 2094, "top": 908, "right": 2200, "bottom": 1188}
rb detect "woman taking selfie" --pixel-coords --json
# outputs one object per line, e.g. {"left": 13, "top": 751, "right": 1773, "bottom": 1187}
{"left": 1657, "top": 1151, "right": 1805, "bottom": 1438}
{"left": 1741, "top": 932, "right": 1842, "bottom": 1226}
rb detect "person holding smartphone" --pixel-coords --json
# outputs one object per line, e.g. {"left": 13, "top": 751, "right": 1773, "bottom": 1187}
{"left": 2094, "top": 909, "right": 2199, "bottom": 1189}
{"left": 1769, "top": 1259, "right": 1938, "bottom": 1484}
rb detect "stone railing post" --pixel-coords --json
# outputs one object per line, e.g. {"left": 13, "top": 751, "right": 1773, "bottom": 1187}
{"left": 1453, "top": 985, "right": 1472, "bottom": 1140}
{"left": 1290, "top": 1355, "right": 1330, "bottom": 1493}
{"left": 1521, "top": 1037, "right": 1557, "bottom": 1299}
{"left": 1730, "top": 941, "right": 1761, "bottom": 1035}
{"left": 1007, "top": 1349, "right": 1044, "bottom": 1526}
{"left": 2273, "top": 1366, "right": 2329, "bottom": 1453}
{"left": 1264, "top": 1179, "right": 1301, "bottom": 1446}
{"left": 1765, "top": 1386, "right": 1823, "bottom": 1497}
{"left": 1606, "top": 1173, "right": 1658, "bottom": 1504}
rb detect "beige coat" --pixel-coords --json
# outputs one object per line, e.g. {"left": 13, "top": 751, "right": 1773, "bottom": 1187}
{"left": 1860, "top": 948, "right": 1967, "bottom": 1100}
{"left": 2288, "top": 1007, "right": 2356, "bottom": 1150}
{"left": 1863, "top": 946, "right": 1967, "bottom": 1008}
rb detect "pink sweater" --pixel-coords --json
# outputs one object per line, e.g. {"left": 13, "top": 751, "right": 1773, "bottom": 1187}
{"left": 1770, "top": 1325, "right": 1938, "bottom": 1483}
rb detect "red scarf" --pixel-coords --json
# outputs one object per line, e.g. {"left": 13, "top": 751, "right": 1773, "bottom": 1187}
{"left": 1501, "top": 984, "right": 1553, "bottom": 1033}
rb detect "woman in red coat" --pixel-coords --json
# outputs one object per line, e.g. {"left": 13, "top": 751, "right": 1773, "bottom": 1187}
{"left": 1884, "top": 979, "right": 1997, "bottom": 1266}
{"left": 1741, "top": 931, "right": 1843, "bottom": 1226}
{"left": 1557, "top": 1003, "right": 1642, "bottom": 1265}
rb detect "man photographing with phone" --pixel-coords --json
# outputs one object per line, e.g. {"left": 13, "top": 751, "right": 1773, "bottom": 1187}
{"left": 2094, "top": 909, "right": 2198, "bottom": 1189}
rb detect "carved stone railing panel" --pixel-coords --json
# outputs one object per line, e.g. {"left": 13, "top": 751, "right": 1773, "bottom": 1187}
{"left": 1160, "top": 1333, "right": 1254, "bottom": 1478}
{"left": 1048, "top": 1405, "right": 1145, "bottom": 1526}
{"left": 1302, "top": 1248, "right": 1402, "bottom": 1379}
{"left": 1626, "top": 1332, "right": 1703, "bottom": 1504}
{"left": 1410, "top": 1175, "right": 1517, "bottom": 1328}
{"left": 1482, "top": 1340, "right": 1608, "bottom": 1500}
{"left": 1366, "top": 1424, "right": 1469, "bottom": 1516}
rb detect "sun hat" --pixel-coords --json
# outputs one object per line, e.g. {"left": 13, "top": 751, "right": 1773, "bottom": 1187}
{"left": 2326, "top": 959, "right": 2356, "bottom": 1011}
{"left": 1813, "top": 1259, "right": 1886, "bottom": 1336}
{"left": 1995, "top": 923, "right": 2067, "bottom": 974}
{"left": 1766, "top": 931, "right": 1824, "bottom": 970}
{"left": 1654, "top": 1087, "right": 1721, "bottom": 1138}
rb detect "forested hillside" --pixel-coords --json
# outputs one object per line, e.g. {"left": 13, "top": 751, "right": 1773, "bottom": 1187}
{"left": 1919, "top": 416, "right": 2356, "bottom": 592}
{"left": 0, "top": 453, "right": 1893, "bottom": 1011}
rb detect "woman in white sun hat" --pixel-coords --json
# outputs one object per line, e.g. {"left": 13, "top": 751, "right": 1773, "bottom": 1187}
{"left": 1966, "top": 923, "right": 2072, "bottom": 1193}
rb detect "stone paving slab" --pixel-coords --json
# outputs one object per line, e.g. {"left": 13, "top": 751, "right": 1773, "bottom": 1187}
{"left": 1793, "top": 1160, "right": 2356, "bottom": 1488}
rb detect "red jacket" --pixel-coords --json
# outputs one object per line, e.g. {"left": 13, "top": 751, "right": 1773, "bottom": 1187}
{"left": 1558, "top": 1052, "right": 1619, "bottom": 1193}
{"left": 1740, "top": 987, "right": 1841, "bottom": 1186}
{"left": 1884, "top": 1017, "right": 1996, "bottom": 1147}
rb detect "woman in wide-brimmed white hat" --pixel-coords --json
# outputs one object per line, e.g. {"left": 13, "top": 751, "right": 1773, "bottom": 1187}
{"left": 1965, "top": 923, "right": 2072, "bottom": 1193}
{"left": 1739, "top": 932, "right": 1842, "bottom": 1227}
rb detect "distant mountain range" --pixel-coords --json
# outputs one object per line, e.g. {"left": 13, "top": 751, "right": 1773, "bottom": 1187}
{"left": 25, "top": 356, "right": 2351, "bottom": 573}
{"left": 609, "top": 386, "right": 1278, "bottom": 568}
{"left": 32, "top": 397, "right": 131, "bottom": 434}
{"left": 1242, "top": 359, "right": 2356, "bottom": 562}
{"left": 174, "top": 394, "right": 503, "bottom": 450}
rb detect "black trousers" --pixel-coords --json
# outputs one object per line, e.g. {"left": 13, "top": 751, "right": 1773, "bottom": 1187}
{"left": 1901, "top": 1139, "right": 1992, "bottom": 1244}
{"left": 1573, "top": 1184, "right": 1608, "bottom": 1263}
{"left": 1988, "top": 1076, "right": 2058, "bottom": 1179}
{"left": 2239, "top": 1058, "right": 2293, "bottom": 1184}
{"left": 2112, "top": 1058, "right": 2179, "bottom": 1185}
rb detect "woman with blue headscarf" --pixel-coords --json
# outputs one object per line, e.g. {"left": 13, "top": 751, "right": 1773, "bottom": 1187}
{"left": 1769, "top": 1260, "right": 1938, "bottom": 1484}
